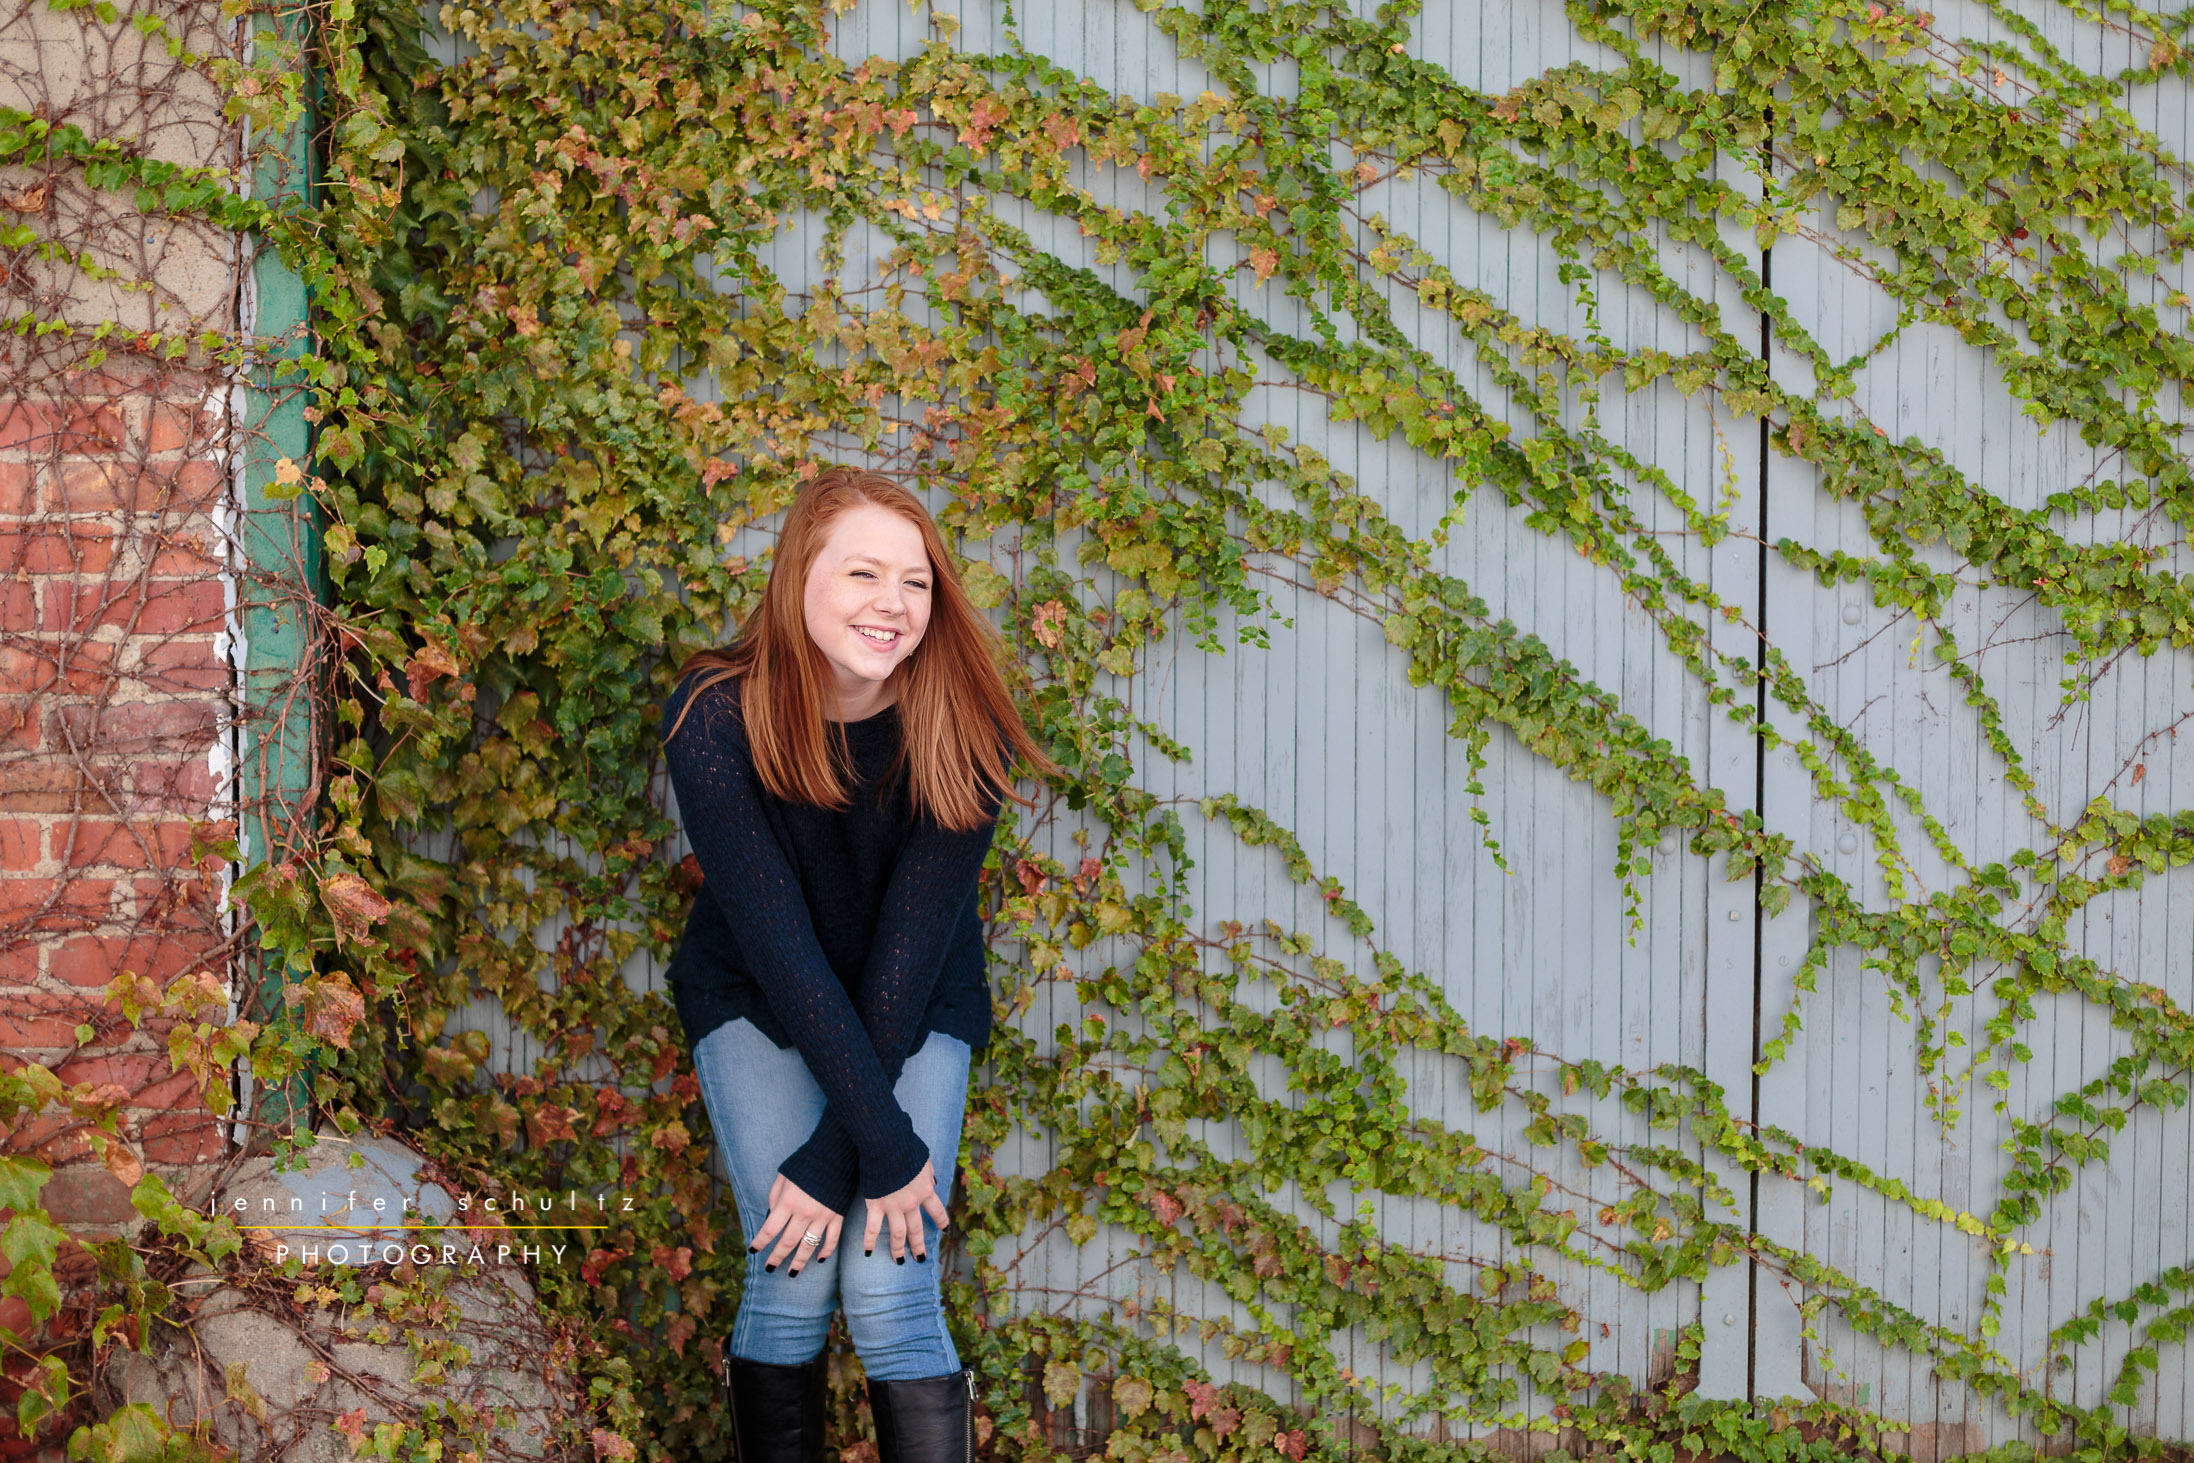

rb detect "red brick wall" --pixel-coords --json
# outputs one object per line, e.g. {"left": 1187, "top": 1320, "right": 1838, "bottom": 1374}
{"left": 0, "top": 6, "right": 274, "bottom": 1456}
{"left": 1, "top": 366, "right": 236, "bottom": 1230}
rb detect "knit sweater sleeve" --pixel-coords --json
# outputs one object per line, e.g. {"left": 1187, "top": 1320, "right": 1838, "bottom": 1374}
{"left": 662, "top": 678, "right": 931, "bottom": 1204}
{"left": 774, "top": 803, "right": 1000, "bottom": 1212}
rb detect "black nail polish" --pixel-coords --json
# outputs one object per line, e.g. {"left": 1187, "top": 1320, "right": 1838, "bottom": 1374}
{"left": 863, "top": 1249, "right": 873, "bottom": 1257}
{"left": 764, "top": 1263, "right": 776, "bottom": 1273}
{"left": 748, "top": 1245, "right": 759, "bottom": 1254}
{"left": 916, "top": 1253, "right": 927, "bottom": 1264}
{"left": 895, "top": 1255, "right": 904, "bottom": 1266}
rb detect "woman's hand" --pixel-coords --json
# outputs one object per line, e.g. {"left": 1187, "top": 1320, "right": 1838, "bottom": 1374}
{"left": 861, "top": 1161, "right": 950, "bottom": 1263}
{"left": 751, "top": 1174, "right": 843, "bottom": 1277}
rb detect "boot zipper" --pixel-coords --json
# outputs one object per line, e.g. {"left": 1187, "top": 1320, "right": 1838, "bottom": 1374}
{"left": 722, "top": 1355, "right": 739, "bottom": 1457}
{"left": 963, "top": 1369, "right": 976, "bottom": 1463}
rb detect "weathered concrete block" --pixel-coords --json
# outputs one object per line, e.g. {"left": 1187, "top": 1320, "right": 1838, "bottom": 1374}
{"left": 105, "top": 1134, "right": 583, "bottom": 1463}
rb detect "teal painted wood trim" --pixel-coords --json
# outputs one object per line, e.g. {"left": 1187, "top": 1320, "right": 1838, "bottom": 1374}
{"left": 239, "top": 10, "right": 320, "bottom": 1135}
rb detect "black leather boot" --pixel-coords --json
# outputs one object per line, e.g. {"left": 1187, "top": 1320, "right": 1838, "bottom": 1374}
{"left": 724, "top": 1351, "right": 828, "bottom": 1463}
{"left": 868, "top": 1369, "right": 975, "bottom": 1463}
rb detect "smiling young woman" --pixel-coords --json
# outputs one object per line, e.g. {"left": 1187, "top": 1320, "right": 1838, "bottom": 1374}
{"left": 660, "top": 468, "right": 1054, "bottom": 1463}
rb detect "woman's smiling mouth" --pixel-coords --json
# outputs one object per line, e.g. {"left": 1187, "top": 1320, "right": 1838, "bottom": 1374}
{"left": 853, "top": 625, "right": 902, "bottom": 647}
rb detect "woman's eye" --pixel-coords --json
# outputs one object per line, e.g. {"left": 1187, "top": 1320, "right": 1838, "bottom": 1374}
{"left": 908, "top": 580, "right": 929, "bottom": 591}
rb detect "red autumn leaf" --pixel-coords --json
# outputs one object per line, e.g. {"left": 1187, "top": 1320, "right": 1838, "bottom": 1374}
{"left": 959, "top": 98, "right": 1009, "bottom": 148}
{"left": 664, "top": 1312, "right": 697, "bottom": 1357}
{"left": 1014, "top": 858, "right": 1047, "bottom": 895}
{"left": 649, "top": 1120, "right": 690, "bottom": 1155}
{"left": 1211, "top": 1407, "right": 1241, "bottom": 1438}
{"left": 651, "top": 1245, "right": 694, "bottom": 1281}
{"left": 289, "top": 973, "right": 366, "bottom": 1051}
{"left": 527, "top": 1105, "right": 578, "bottom": 1147}
{"left": 334, "top": 1409, "right": 369, "bottom": 1448}
{"left": 580, "top": 1247, "right": 628, "bottom": 1286}
{"left": 1148, "top": 1189, "right": 1184, "bottom": 1227}
{"left": 670, "top": 1071, "right": 701, "bottom": 1104}
{"left": 404, "top": 640, "right": 461, "bottom": 700}
{"left": 1277, "top": 1428, "right": 1308, "bottom": 1459}
{"left": 321, "top": 871, "right": 392, "bottom": 943}
{"left": 1183, "top": 1380, "right": 1218, "bottom": 1420}
{"left": 591, "top": 1429, "right": 636, "bottom": 1462}
{"left": 592, "top": 1088, "right": 634, "bottom": 1137}
{"left": 671, "top": 852, "right": 704, "bottom": 893}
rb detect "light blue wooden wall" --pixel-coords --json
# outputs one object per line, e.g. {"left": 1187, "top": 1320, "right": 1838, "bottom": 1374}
{"left": 448, "top": 0, "right": 2194, "bottom": 1452}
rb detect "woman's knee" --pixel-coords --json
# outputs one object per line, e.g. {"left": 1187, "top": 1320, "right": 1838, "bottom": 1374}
{"left": 729, "top": 1262, "right": 840, "bottom": 1364}
{"left": 839, "top": 1256, "right": 950, "bottom": 1357}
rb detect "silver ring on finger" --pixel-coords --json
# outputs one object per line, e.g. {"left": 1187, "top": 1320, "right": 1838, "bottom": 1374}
{"left": 800, "top": 1231, "right": 824, "bottom": 1247}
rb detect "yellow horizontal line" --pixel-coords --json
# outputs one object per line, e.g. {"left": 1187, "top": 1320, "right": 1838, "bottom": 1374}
{"left": 236, "top": 1224, "right": 608, "bottom": 1232}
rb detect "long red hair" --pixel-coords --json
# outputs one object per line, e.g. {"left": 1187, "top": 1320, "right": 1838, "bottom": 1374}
{"left": 666, "top": 468, "right": 1053, "bottom": 831}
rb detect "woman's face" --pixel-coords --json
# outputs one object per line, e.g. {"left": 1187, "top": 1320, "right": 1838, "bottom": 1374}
{"left": 801, "top": 501, "right": 932, "bottom": 714}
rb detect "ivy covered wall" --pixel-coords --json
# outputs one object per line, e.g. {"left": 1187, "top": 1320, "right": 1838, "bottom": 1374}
{"left": 203, "top": 0, "right": 2194, "bottom": 1459}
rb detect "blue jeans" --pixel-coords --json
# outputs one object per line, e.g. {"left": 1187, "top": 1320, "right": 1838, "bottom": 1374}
{"left": 691, "top": 1017, "right": 970, "bottom": 1381}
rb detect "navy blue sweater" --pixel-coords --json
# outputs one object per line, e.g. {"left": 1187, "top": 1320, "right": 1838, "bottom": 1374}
{"left": 661, "top": 674, "right": 998, "bottom": 1214}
